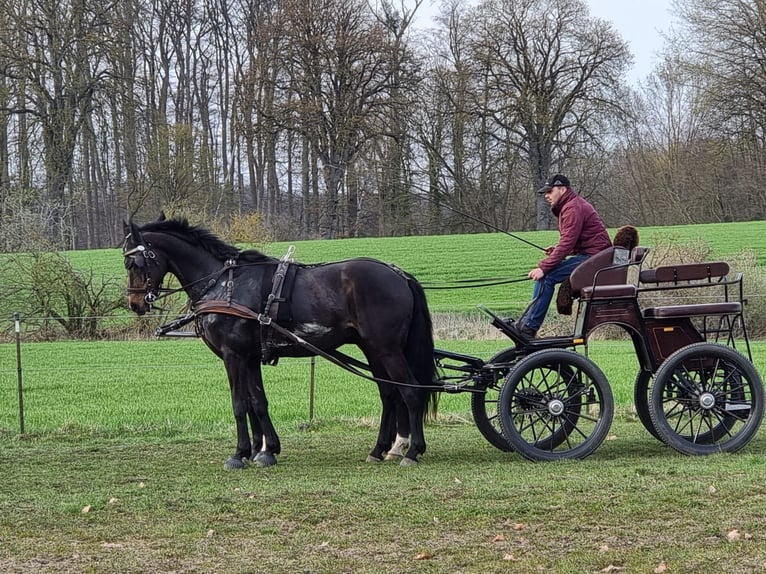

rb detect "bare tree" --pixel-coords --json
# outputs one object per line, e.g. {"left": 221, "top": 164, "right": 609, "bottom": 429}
{"left": 282, "top": 0, "right": 404, "bottom": 238}
{"left": 469, "top": 0, "right": 631, "bottom": 228}
{"left": 0, "top": 0, "right": 115, "bottom": 246}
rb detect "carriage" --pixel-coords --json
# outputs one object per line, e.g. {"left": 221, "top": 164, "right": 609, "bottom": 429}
{"left": 123, "top": 217, "right": 764, "bottom": 467}
{"left": 434, "top": 243, "right": 763, "bottom": 461}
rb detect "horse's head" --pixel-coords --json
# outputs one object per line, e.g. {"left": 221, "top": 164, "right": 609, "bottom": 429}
{"left": 122, "top": 220, "right": 169, "bottom": 315}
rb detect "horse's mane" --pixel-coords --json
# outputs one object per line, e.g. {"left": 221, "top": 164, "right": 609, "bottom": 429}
{"left": 139, "top": 217, "right": 273, "bottom": 264}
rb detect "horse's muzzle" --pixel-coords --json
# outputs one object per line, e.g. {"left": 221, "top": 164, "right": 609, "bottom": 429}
{"left": 128, "top": 299, "right": 147, "bottom": 315}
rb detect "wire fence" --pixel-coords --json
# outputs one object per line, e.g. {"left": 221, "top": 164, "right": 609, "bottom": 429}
{"left": 0, "top": 313, "right": 325, "bottom": 436}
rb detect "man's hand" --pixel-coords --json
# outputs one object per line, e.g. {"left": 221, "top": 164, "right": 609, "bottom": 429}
{"left": 544, "top": 246, "right": 555, "bottom": 255}
{"left": 528, "top": 267, "right": 545, "bottom": 281}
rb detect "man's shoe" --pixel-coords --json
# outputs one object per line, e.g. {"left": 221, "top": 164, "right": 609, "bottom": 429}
{"left": 519, "top": 324, "right": 538, "bottom": 339}
{"left": 500, "top": 317, "right": 537, "bottom": 340}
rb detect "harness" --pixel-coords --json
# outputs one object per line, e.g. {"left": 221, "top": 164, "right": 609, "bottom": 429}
{"left": 125, "top": 236, "right": 300, "bottom": 364}
{"left": 193, "top": 247, "right": 298, "bottom": 365}
{"left": 125, "top": 240, "right": 444, "bottom": 389}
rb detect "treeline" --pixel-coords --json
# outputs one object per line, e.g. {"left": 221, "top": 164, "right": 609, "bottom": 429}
{"left": 0, "top": 0, "right": 764, "bottom": 251}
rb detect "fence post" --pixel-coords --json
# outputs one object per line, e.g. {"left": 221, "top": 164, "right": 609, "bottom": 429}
{"left": 309, "top": 357, "right": 315, "bottom": 421}
{"left": 14, "top": 312, "right": 25, "bottom": 435}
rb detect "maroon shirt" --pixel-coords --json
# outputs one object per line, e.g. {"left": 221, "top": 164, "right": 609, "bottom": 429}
{"left": 538, "top": 188, "right": 612, "bottom": 274}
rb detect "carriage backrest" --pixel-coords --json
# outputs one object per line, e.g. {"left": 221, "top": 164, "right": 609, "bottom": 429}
{"left": 569, "top": 246, "right": 649, "bottom": 297}
{"left": 638, "top": 261, "right": 729, "bottom": 284}
{"left": 569, "top": 247, "right": 628, "bottom": 295}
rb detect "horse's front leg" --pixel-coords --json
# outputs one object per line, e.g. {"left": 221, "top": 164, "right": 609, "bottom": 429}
{"left": 245, "top": 359, "right": 281, "bottom": 467}
{"left": 223, "top": 357, "right": 254, "bottom": 470}
{"left": 222, "top": 356, "right": 281, "bottom": 469}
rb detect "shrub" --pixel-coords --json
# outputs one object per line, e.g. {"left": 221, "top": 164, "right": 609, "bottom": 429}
{"left": 0, "top": 252, "right": 125, "bottom": 340}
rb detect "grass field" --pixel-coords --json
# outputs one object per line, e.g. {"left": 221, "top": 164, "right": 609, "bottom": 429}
{"left": 45, "top": 220, "right": 766, "bottom": 316}
{"left": 2, "top": 339, "right": 766, "bottom": 573}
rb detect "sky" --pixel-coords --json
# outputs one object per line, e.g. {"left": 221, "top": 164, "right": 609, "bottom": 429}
{"left": 413, "top": 0, "right": 675, "bottom": 85}
{"left": 585, "top": 0, "right": 674, "bottom": 83}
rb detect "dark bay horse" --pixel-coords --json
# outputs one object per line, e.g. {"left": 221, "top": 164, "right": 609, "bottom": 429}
{"left": 122, "top": 217, "right": 436, "bottom": 468}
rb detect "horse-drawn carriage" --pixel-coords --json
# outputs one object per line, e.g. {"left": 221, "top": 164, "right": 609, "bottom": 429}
{"left": 436, "top": 243, "right": 763, "bottom": 461}
{"left": 123, "top": 217, "right": 763, "bottom": 467}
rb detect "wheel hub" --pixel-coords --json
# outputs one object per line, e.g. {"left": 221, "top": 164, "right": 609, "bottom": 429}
{"left": 548, "top": 398, "right": 565, "bottom": 416}
{"left": 699, "top": 392, "right": 716, "bottom": 410}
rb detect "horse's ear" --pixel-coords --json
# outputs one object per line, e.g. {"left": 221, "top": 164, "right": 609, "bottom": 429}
{"left": 129, "top": 221, "right": 144, "bottom": 245}
{"left": 158, "top": 211, "right": 166, "bottom": 221}
{"left": 122, "top": 220, "right": 130, "bottom": 236}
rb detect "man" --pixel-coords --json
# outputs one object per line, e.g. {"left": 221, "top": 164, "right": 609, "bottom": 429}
{"left": 512, "top": 174, "right": 611, "bottom": 338}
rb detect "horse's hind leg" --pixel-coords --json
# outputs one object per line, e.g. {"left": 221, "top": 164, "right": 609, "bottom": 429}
{"left": 367, "top": 382, "right": 399, "bottom": 463}
{"left": 378, "top": 356, "right": 429, "bottom": 466}
{"left": 385, "top": 400, "right": 410, "bottom": 460}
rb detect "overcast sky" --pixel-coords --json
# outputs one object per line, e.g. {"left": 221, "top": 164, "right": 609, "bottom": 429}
{"left": 585, "top": 0, "right": 674, "bottom": 82}
{"left": 413, "top": 0, "right": 675, "bottom": 84}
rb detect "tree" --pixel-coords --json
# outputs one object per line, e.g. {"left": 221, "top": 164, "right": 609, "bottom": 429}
{"left": 468, "top": 0, "right": 631, "bottom": 228}
{"left": 670, "top": 0, "right": 766, "bottom": 221}
{"left": 282, "top": 0, "right": 405, "bottom": 238}
{"left": 0, "top": 0, "right": 115, "bottom": 246}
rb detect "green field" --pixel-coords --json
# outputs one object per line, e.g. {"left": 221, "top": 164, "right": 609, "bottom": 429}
{"left": 50, "top": 220, "right": 766, "bottom": 317}
{"left": 2, "top": 339, "right": 766, "bottom": 572}
{"left": 1, "top": 337, "right": 766, "bottom": 435}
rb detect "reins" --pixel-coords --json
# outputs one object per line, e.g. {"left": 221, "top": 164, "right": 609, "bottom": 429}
{"left": 421, "top": 276, "right": 531, "bottom": 289}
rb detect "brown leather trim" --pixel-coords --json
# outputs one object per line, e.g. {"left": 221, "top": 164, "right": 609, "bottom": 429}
{"left": 194, "top": 299, "right": 261, "bottom": 321}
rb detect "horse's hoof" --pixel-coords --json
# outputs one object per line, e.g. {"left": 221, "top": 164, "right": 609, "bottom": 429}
{"left": 254, "top": 452, "right": 278, "bottom": 467}
{"left": 223, "top": 456, "right": 248, "bottom": 470}
{"left": 366, "top": 454, "right": 384, "bottom": 463}
{"left": 400, "top": 457, "right": 418, "bottom": 467}
{"left": 384, "top": 452, "right": 402, "bottom": 461}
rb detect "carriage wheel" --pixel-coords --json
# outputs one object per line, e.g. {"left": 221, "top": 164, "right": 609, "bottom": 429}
{"left": 648, "top": 343, "right": 764, "bottom": 455}
{"left": 498, "top": 349, "right": 614, "bottom": 461}
{"left": 470, "top": 348, "right": 518, "bottom": 452}
{"left": 634, "top": 370, "right": 662, "bottom": 440}
{"left": 637, "top": 367, "right": 744, "bottom": 445}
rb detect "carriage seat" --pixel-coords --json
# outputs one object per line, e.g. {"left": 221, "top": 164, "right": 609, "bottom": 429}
{"left": 639, "top": 261, "right": 743, "bottom": 319}
{"left": 569, "top": 246, "right": 648, "bottom": 301}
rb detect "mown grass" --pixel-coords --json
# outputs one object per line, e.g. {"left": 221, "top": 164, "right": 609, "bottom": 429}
{"left": 9, "top": 338, "right": 765, "bottom": 435}
{"left": 3, "top": 422, "right": 766, "bottom": 573}
{"left": 2, "top": 339, "right": 766, "bottom": 572}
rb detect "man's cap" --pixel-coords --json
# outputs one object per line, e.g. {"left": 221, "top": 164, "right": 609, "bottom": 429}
{"left": 537, "top": 174, "right": 570, "bottom": 194}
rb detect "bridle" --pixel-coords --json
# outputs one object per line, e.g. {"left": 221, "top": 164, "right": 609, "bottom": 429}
{"left": 123, "top": 232, "right": 241, "bottom": 311}
{"left": 123, "top": 238, "right": 164, "bottom": 308}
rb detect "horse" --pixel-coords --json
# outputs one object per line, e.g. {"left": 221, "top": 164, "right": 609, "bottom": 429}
{"left": 122, "top": 216, "right": 437, "bottom": 468}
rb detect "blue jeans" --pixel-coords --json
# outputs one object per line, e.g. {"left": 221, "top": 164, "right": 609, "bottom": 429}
{"left": 520, "top": 255, "right": 590, "bottom": 331}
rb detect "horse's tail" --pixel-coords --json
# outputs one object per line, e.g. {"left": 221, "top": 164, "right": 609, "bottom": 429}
{"left": 404, "top": 275, "right": 439, "bottom": 418}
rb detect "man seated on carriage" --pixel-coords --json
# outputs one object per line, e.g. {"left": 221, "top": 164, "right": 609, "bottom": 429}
{"left": 511, "top": 174, "right": 611, "bottom": 338}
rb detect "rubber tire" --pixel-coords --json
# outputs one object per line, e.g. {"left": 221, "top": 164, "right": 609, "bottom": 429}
{"left": 634, "top": 370, "right": 662, "bottom": 440}
{"left": 637, "top": 367, "right": 740, "bottom": 445}
{"left": 498, "top": 349, "right": 614, "bottom": 461}
{"left": 648, "top": 342, "right": 764, "bottom": 455}
{"left": 471, "top": 348, "right": 518, "bottom": 452}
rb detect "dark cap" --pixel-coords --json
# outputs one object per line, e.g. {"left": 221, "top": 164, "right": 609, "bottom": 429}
{"left": 537, "top": 174, "right": 570, "bottom": 194}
